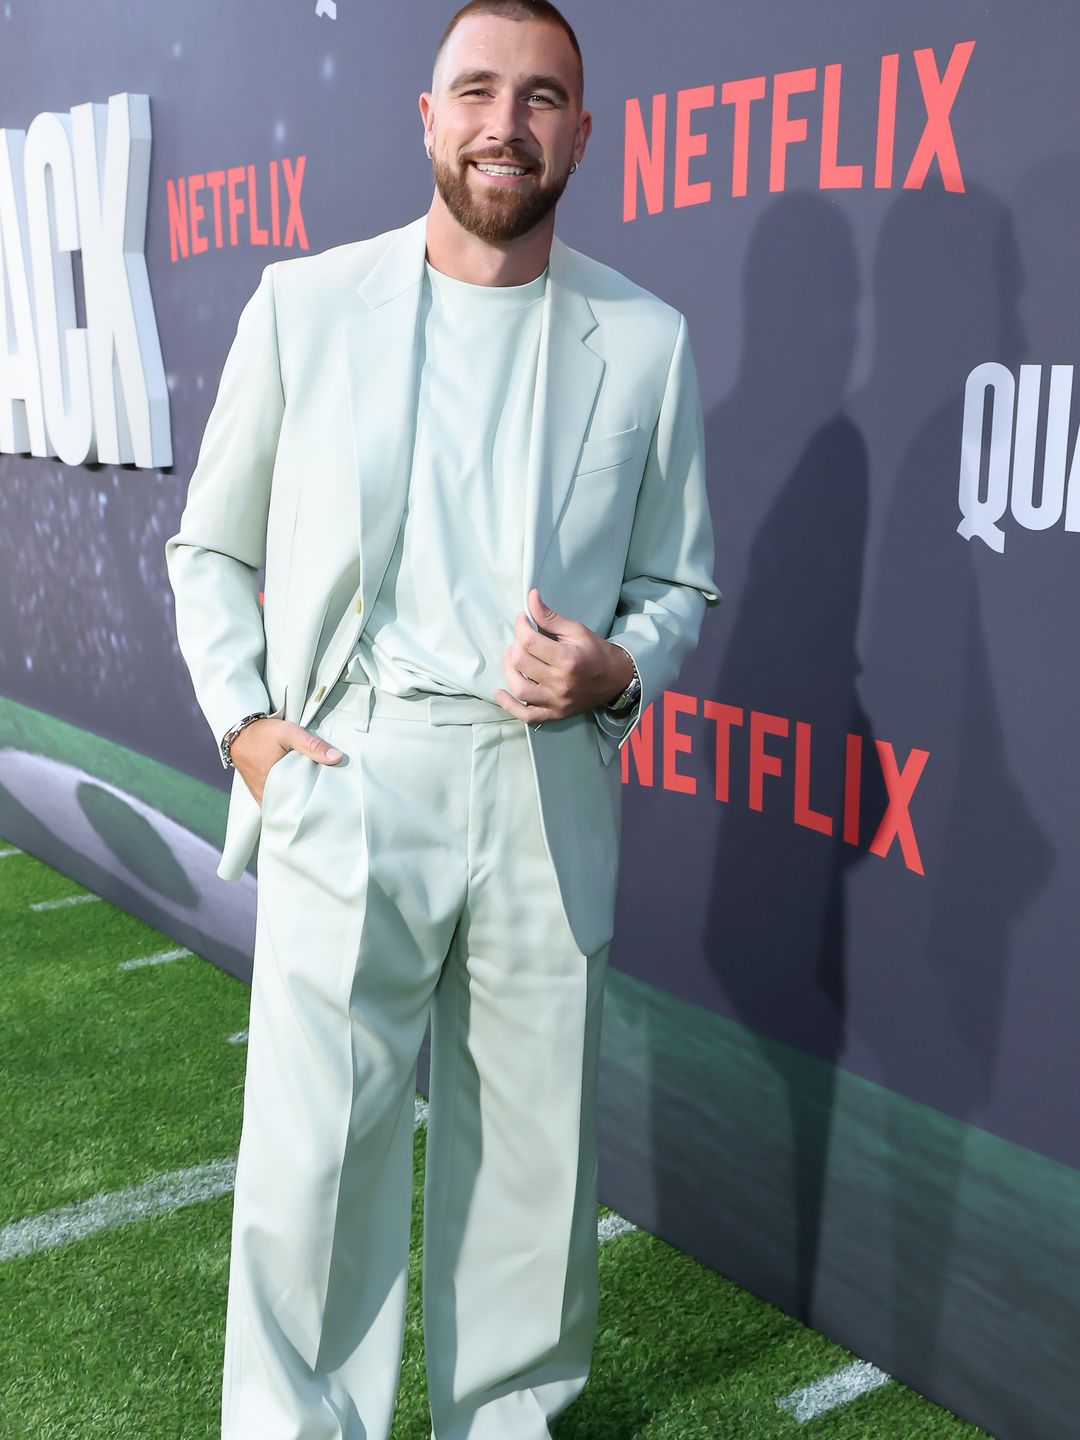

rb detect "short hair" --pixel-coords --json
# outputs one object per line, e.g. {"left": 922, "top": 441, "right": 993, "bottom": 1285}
{"left": 434, "top": 0, "right": 584, "bottom": 102}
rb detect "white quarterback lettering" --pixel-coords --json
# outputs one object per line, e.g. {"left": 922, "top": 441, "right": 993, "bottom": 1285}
{"left": 0, "top": 126, "right": 47, "bottom": 456}
{"left": 958, "top": 361, "right": 1080, "bottom": 553}
{"left": 0, "top": 92, "right": 171, "bottom": 469}
{"left": 23, "top": 110, "right": 93, "bottom": 465}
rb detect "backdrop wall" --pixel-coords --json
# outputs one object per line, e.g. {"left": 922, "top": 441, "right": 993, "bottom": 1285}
{"left": 1, "top": 4, "right": 1077, "bottom": 1438}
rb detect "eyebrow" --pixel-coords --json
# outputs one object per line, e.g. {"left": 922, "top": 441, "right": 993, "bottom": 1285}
{"left": 448, "top": 69, "right": 571, "bottom": 105}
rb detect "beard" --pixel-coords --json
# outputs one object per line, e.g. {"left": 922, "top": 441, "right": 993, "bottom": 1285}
{"left": 432, "top": 149, "right": 571, "bottom": 243}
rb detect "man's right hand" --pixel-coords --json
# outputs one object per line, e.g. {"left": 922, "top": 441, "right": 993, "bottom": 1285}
{"left": 230, "top": 718, "right": 343, "bottom": 807}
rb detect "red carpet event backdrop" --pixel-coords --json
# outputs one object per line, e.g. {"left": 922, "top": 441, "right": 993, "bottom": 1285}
{"left": 1, "top": 4, "right": 1077, "bottom": 1438}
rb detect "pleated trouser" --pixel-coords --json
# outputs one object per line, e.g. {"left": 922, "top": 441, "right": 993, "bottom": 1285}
{"left": 220, "top": 675, "right": 609, "bottom": 1440}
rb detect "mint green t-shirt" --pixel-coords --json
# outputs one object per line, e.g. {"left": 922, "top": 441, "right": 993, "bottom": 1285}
{"left": 345, "top": 259, "right": 547, "bottom": 700}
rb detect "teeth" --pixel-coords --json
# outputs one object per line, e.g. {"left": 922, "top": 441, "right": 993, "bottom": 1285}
{"left": 475, "top": 164, "right": 527, "bottom": 175}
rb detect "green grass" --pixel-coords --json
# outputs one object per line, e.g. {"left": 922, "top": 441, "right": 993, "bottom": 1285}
{"left": 0, "top": 838, "right": 993, "bottom": 1439}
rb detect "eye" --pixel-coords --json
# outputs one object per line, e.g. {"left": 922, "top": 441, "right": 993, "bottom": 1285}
{"left": 527, "top": 93, "right": 556, "bottom": 105}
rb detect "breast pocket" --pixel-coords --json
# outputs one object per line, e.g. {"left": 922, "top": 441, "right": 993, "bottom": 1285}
{"left": 556, "top": 427, "right": 643, "bottom": 600}
{"left": 574, "top": 425, "right": 641, "bottom": 476}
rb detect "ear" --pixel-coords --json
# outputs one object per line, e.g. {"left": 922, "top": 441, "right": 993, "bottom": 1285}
{"left": 573, "top": 109, "right": 593, "bottom": 167}
{"left": 419, "top": 92, "right": 435, "bottom": 150}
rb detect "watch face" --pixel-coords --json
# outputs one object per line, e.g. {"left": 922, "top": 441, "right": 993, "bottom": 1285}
{"left": 610, "top": 680, "right": 639, "bottom": 712}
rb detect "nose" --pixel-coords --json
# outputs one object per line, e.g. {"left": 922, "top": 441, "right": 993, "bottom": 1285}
{"left": 484, "top": 91, "right": 527, "bottom": 149}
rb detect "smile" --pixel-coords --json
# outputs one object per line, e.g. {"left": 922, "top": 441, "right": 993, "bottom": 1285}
{"left": 470, "top": 162, "right": 533, "bottom": 182}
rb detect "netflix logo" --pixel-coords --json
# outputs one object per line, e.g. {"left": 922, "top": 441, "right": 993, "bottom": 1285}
{"left": 166, "top": 156, "right": 308, "bottom": 262}
{"left": 624, "top": 41, "right": 975, "bottom": 220}
{"left": 622, "top": 692, "right": 930, "bottom": 877}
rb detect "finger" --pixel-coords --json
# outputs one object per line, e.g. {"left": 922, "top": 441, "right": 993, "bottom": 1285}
{"left": 514, "top": 612, "right": 561, "bottom": 665}
{"left": 510, "top": 640, "right": 555, "bottom": 681}
{"left": 502, "top": 646, "right": 549, "bottom": 703}
{"left": 528, "top": 587, "right": 587, "bottom": 642}
{"left": 492, "top": 687, "right": 556, "bottom": 723}
{"left": 509, "top": 641, "right": 572, "bottom": 704}
{"left": 527, "top": 587, "right": 567, "bottom": 639}
{"left": 288, "top": 725, "right": 343, "bottom": 765}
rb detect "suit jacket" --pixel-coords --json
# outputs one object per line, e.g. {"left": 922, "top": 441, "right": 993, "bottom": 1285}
{"left": 164, "top": 213, "right": 720, "bottom": 956}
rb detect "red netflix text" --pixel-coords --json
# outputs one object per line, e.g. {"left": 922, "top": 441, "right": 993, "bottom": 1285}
{"left": 166, "top": 156, "right": 308, "bottom": 262}
{"left": 624, "top": 41, "right": 975, "bottom": 220}
{"left": 621, "top": 692, "right": 930, "bottom": 877}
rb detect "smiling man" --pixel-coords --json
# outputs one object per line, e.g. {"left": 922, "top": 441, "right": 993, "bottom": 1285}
{"left": 425, "top": 15, "right": 582, "bottom": 251}
{"left": 164, "top": 3, "right": 718, "bottom": 1438}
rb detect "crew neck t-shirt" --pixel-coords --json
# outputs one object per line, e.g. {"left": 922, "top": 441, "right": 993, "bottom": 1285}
{"left": 344, "top": 259, "right": 548, "bottom": 700}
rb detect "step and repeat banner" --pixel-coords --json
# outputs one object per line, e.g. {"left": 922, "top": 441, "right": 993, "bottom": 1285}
{"left": 1, "top": 3, "right": 1077, "bottom": 1437}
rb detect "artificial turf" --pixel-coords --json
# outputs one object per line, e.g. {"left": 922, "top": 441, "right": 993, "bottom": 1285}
{"left": 0, "top": 838, "right": 992, "bottom": 1439}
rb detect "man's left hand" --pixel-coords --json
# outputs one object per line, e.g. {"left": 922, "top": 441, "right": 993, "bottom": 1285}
{"left": 493, "top": 588, "right": 635, "bottom": 724}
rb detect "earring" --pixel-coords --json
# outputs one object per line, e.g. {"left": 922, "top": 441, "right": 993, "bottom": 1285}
{"left": 426, "top": 143, "right": 433, "bottom": 159}
{"left": 569, "top": 160, "right": 579, "bottom": 175}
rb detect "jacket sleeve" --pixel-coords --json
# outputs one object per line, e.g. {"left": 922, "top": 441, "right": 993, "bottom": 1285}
{"left": 163, "top": 263, "right": 286, "bottom": 761}
{"left": 594, "top": 309, "right": 721, "bottom": 763}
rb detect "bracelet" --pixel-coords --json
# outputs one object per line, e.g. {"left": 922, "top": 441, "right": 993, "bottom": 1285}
{"left": 605, "top": 644, "right": 641, "bottom": 713}
{"left": 220, "top": 711, "right": 270, "bottom": 769}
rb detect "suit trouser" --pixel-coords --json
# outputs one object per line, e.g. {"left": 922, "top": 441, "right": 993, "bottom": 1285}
{"left": 220, "top": 675, "right": 609, "bottom": 1440}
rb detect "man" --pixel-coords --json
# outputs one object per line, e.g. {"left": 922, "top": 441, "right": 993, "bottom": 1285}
{"left": 164, "top": 2, "right": 718, "bottom": 1436}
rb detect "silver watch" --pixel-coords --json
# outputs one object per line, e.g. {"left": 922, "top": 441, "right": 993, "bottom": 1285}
{"left": 606, "top": 651, "right": 641, "bottom": 714}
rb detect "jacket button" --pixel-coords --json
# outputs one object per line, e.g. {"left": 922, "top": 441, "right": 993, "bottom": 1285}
{"left": 314, "top": 684, "right": 326, "bottom": 701}
{"left": 355, "top": 595, "right": 363, "bottom": 614}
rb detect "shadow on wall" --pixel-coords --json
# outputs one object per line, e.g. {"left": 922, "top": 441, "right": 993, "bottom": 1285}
{"left": 846, "top": 182, "right": 1052, "bottom": 1425}
{"left": 698, "top": 191, "right": 877, "bottom": 1324}
{"left": 0, "top": 745, "right": 258, "bottom": 980}
{"left": 628, "top": 184, "right": 1056, "bottom": 1432}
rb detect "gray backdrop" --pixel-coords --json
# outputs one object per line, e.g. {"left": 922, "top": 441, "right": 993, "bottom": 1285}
{"left": 1, "top": 4, "right": 1077, "bottom": 1437}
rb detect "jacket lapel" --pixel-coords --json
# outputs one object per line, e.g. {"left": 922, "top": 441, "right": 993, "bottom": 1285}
{"left": 521, "top": 235, "right": 604, "bottom": 603}
{"left": 343, "top": 215, "right": 428, "bottom": 625}
{"left": 313, "top": 219, "right": 603, "bottom": 727}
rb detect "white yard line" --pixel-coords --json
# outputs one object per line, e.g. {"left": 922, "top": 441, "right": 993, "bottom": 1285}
{"left": 0, "top": 846, "right": 23, "bottom": 858}
{"left": 4, "top": 1098, "right": 638, "bottom": 1263}
{"left": 30, "top": 893, "right": 101, "bottom": 911}
{"left": 1, "top": 1159, "right": 237, "bottom": 1262}
{"left": 776, "top": 1359, "right": 893, "bottom": 1422}
{"left": 226, "top": 1029, "right": 249, "bottom": 1045}
{"left": 119, "top": 947, "right": 193, "bottom": 971}
{"left": 597, "top": 1212, "right": 638, "bottom": 1243}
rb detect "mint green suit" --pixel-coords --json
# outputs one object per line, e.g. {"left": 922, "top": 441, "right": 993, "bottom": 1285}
{"left": 165, "top": 214, "right": 718, "bottom": 1438}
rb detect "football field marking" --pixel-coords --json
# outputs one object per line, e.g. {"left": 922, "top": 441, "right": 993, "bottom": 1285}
{"left": 0, "top": 846, "right": 22, "bottom": 858}
{"left": 597, "top": 1212, "right": 638, "bottom": 1243}
{"left": 2, "top": 1097, "right": 636, "bottom": 1263}
{"left": 30, "top": 893, "right": 101, "bottom": 911}
{"left": 776, "top": 1359, "right": 893, "bottom": 1422}
{"left": 119, "top": 946, "right": 193, "bottom": 970}
{"left": 1, "top": 1159, "right": 237, "bottom": 1262}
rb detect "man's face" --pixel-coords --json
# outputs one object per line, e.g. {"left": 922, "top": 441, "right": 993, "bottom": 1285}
{"left": 421, "top": 15, "right": 590, "bottom": 244}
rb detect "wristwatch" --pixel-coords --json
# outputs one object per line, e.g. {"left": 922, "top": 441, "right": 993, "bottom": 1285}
{"left": 605, "top": 646, "right": 641, "bottom": 714}
{"left": 220, "top": 711, "right": 270, "bottom": 769}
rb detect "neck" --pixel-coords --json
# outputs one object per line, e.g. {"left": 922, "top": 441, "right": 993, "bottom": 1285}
{"left": 424, "top": 193, "right": 553, "bottom": 286}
